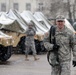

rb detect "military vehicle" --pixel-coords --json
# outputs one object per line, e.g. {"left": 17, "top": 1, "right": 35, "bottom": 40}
{"left": 0, "top": 11, "right": 27, "bottom": 61}
{"left": 0, "top": 12, "right": 13, "bottom": 61}
{"left": 0, "top": 10, "right": 49, "bottom": 62}
{"left": 0, "top": 31, "right": 12, "bottom": 61}
{"left": 0, "top": 10, "right": 27, "bottom": 55}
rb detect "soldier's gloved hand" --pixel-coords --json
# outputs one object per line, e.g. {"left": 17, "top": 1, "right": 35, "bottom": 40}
{"left": 73, "top": 61, "right": 76, "bottom": 67}
{"left": 53, "top": 44, "right": 60, "bottom": 50}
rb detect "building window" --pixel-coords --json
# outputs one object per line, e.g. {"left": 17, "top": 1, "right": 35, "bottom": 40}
{"left": 13, "top": 3, "right": 19, "bottom": 11}
{"left": 1, "top": 3, "right": 6, "bottom": 12}
{"left": 38, "top": 3, "right": 43, "bottom": 11}
{"left": 26, "top": 3, "right": 31, "bottom": 10}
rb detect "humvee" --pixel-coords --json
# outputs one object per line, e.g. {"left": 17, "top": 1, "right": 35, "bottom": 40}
{"left": 0, "top": 10, "right": 47, "bottom": 61}
{"left": 0, "top": 11, "right": 27, "bottom": 61}
{"left": 0, "top": 31, "right": 12, "bottom": 61}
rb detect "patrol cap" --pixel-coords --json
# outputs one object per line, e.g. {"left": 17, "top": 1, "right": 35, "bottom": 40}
{"left": 56, "top": 15, "right": 65, "bottom": 22}
{"left": 27, "top": 21, "right": 34, "bottom": 26}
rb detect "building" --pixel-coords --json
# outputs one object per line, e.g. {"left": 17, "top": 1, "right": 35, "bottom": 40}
{"left": 0, "top": 0, "right": 76, "bottom": 19}
{"left": 0, "top": 0, "right": 51, "bottom": 18}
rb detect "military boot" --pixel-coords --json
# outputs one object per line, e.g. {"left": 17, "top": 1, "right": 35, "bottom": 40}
{"left": 25, "top": 55, "right": 29, "bottom": 61}
{"left": 34, "top": 55, "right": 39, "bottom": 61}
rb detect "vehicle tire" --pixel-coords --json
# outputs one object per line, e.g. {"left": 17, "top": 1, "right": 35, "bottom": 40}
{"left": 0, "top": 45, "right": 12, "bottom": 61}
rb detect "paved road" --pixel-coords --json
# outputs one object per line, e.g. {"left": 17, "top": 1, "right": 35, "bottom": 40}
{"left": 0, "top": 54, "right": 76, "bottom": 75}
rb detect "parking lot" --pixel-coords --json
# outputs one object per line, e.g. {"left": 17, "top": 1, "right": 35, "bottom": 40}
{"left": 0, "top": 54, "right": 76, "bottom": 75}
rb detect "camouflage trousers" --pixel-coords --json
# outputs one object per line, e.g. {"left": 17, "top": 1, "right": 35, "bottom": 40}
{"left": 25, "top": 41, "right": 36, "bottom": 56}
{"left": 51, "top": 61, "right": 71, "bottom": 75}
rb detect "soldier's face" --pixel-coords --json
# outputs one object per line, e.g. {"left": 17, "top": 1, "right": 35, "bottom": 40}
{"left": 56, "top": 21, "right": 65, "bottom": 29}
{"left": 28, "top": 25, "right": 32, "bottom": 29}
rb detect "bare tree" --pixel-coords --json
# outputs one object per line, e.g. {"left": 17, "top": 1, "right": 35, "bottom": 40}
{"left": 50, "top": 0, "right": 67, "bottom": 18}
{"left": 67, "top": 0, "right": 73, "bottom": 23}
{"left": 49, "top": 0, "right": 75, "bottom": 24}
{"left": 66, "top": 0, "right": 76, "bottom": 23}
{"left": 72, "top": 0, "right": 76, "bottom": 22}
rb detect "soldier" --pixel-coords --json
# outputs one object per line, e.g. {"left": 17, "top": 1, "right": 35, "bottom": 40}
{"left": 25, "top": 21, "right": 39, "bottom": 61}
{"left": 44, "top": 15, "right": 76, "bottom": 75}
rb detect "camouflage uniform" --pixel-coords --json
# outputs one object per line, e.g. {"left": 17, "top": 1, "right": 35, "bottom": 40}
{"left": 44, "top": 26, "right": 76, "bottom": 75}
{"left": 25, "top": 27, "right": 36, "bottom": 56}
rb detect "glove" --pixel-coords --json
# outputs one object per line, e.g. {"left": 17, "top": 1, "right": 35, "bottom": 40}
{"left": 73, "top": 61, "right": 76, "bottom": 67}
{"left": 53, "top": 44, "right": 60, "bottom": 51}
